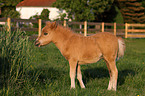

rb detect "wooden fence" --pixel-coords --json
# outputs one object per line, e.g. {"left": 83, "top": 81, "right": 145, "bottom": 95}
{"left": 65, "top": 21, "right": 125, "bottom": 37}
{"left": 0, "top": 17, "right": 145, "bottom": 38}
{"left": 125, "top": 23, "right": 145, "bottom": 38}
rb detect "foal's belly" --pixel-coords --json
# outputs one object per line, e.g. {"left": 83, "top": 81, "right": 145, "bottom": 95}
{"left": 77, "top": 46, "right": 102, "bottom": 65}
{"left": 78, "top": 54, "right": 102, "bottom": 65}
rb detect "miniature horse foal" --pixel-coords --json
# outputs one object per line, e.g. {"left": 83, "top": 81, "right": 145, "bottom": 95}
{"left": 35, "top": 22, "right": 125, "bottom": 91}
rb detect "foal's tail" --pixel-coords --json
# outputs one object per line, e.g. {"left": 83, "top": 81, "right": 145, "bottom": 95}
{"left": 117, "top": 37, "right": 125, "bottom": 60}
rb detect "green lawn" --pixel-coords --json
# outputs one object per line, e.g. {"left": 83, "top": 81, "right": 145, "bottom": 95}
{"left": 1, "top": 38, "right": 145, "bottom": 96}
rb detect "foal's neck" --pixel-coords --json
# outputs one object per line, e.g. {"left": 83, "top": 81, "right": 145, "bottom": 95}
{"left": 52, "top": 26, "right": 74, "bottom": 50}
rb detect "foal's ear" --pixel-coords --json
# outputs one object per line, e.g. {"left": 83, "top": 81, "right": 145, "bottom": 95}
{"left": 50, "top": 21, "right": 58, "bottom": 29}
{"left": 45, "top": 21, "right": 51, "bottom": 25}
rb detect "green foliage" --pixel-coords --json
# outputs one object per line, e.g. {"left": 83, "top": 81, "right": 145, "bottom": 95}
{"left": 40, "top": 9, "right": 50, "bottom": 20}
{"left": 0, "top": 0, "right": 22, "bottom": 6}
{"left": 2, "top": 8, "right": 20, "bottom": 18}
{"left": 113, "top": 6, "right": 124, "bottom": 24}
{"left": 0, "top": 0, "right": 22, "bottom": 18}
{"left": 0, "top": 26, "right": 31, "bottom": 95}
{"left": 53, "top": 0, "right": 114, "bottom": 21}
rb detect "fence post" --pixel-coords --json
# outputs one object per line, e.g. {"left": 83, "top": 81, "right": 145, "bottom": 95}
{"left": 7, "top": 17, "right": 11, "bottom": 32}
{"left": 63, "top": 20, "right": 66, "bottom": 27}
{"left": 125, "top": 23, "right": 128, "bottom": 38}
{"left": 102, "top": 22, "right": 104, "bottom": 32}
{"left": 84, "top": 21, "right": 87, "bottom": 36}
{"left": 95, "top": 24, "right": 100, "bottom": 33}
{"left": 80, "top": 24, "right": 82, "bottom": 34}
{"left": 38, "top": 19, "right": 41, "bottom": 36}
{"left": 114, "top": 22, "right": 116, "bottom": 36}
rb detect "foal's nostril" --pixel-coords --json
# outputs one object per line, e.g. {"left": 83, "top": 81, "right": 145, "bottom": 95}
{"left": 35, "top": 40, "right": 40, "bottom": 46}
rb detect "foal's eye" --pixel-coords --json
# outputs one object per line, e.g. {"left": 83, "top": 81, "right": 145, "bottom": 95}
{"left": 44, "top": 33, "right": 48, "bottom": 35}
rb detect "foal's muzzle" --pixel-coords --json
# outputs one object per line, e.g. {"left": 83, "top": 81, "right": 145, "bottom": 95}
{"left": 35, "top": 40, "right": 41, "bottom": 47}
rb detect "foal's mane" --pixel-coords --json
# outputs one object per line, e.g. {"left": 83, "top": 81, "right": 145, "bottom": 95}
{"left": 56, "top": 24, "right": 83, "bottom": 37}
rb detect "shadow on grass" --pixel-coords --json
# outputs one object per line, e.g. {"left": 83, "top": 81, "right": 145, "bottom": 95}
{"left": 39, "top": 67, "right": 65, "bottom": 80}
{"left": 83, "top": 67, "right": 109, "bottom": 84}
{"left": 83, "top": 67, "right": 135, "bottom": 86}
{"left": 27, "top": 67, "right": 66, "bottom": 84}
{"left": 118, "top": 69, "right": 135, "bottom": 85}
{"left": 27, "top": 66, "right": 135, "bottom": 87}
{"left": 83, "top": 67, "right": 109, "bottom": 80}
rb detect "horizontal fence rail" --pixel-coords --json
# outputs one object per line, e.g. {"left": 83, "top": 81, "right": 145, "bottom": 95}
{"left": 0, "top": 17, "right": 145, "bottom": 38}
{"left": 125, "top": 23, "right": 145, "bottom": 38}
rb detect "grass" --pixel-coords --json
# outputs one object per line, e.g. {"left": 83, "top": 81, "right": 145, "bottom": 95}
{"left": 0, "top": 28, "right": 145, "bottom": 95}
{"left": 0, "top": 28, "right": 31, "bottom": 96}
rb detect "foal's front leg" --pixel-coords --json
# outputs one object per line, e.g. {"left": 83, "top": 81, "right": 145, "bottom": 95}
{"left": 69, "top": 59, "right": 77, "bottom": 89}
{"left": 77, "top": 65, "right": 85, "bottom": 88}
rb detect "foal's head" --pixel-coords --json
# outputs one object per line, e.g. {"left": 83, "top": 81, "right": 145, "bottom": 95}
{"left": 35, "top": 21, "right": 57, "bottom": 47}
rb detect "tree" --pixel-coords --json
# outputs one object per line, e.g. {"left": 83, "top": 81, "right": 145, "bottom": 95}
{"left": 40, "top": 9, "right": 50, "bottom": 20}
{"left": 115, "top": 0, "right": 145, "bottom": 23}
{"left": 0, "top": 0, "right": 22, "bottom": 18}
{"left": 53, "top": 0, "right": 114, "bottom": 21}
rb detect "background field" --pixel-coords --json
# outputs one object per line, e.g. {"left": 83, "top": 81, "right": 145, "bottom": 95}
{"left": 1, "top": 35, "right": 145, "bottom": 95}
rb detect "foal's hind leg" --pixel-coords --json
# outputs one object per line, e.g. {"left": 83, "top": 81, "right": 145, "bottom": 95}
{"left": 105, "top": 60, "right": 113, "bottom": 90}
{"left": 77, "top": 65, "right": 85, "bottom": 88}
{"left": 105, "top": 58, "right": 118, "bottom": 91}
{"left": 69, "top": 59, "right": 77, "bottom": 89}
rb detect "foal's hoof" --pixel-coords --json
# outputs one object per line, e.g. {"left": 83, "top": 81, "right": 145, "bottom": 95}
{"left": 81, "top": 86, "right": 86, "bottom": 89}
{"left": 70, "top": 87, "right": 75, "bottom": 90}
{"left": 107, "top": 88, "right": 116, "bottom": 91}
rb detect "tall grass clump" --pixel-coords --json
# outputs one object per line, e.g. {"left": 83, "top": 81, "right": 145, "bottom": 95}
{"left": 0, "top": 27, "right": 31, "bottom": 95}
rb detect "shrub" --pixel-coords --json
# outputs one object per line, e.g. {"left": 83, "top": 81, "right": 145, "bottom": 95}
{"left": 0, "top": 26, "right": 31, "bottom": 95}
